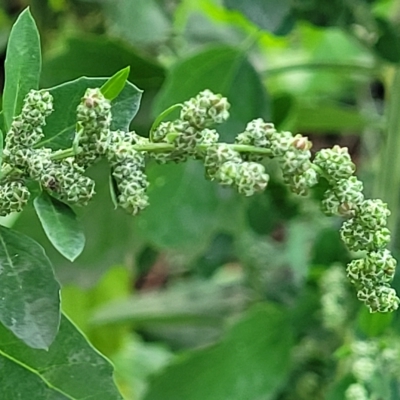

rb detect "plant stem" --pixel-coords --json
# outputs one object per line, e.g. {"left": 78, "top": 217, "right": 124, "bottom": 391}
{"left": 265, "top": 62, "right": 380, "bottom": 78}
{"left": 374, "top": 67, "right": 400, "bottom": 246}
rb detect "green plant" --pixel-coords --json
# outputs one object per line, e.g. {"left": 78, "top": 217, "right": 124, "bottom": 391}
{"left": 2, "top": 3, "right": 400, "bottom": 400}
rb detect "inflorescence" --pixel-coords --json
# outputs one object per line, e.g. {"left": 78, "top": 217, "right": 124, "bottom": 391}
{"left": 0, "top": 88, "right": 398, "bottom": 313}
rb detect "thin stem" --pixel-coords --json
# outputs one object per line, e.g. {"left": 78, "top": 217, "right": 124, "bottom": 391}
{"left": 265, "top": 62, "right": 380, "bottom": 78}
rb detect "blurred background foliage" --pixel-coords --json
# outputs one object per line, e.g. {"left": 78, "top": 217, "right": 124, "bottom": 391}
{"left": 2, "top": 0, "right": 400, "bottom": 399}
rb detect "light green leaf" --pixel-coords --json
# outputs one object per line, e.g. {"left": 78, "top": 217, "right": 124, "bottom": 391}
{"left": 3, "top": 8, "right": 41, "bottom": 131}
{"left": 34, "top": 192, "right": 85, "bottom": 262}
{"left": 223, "top": 0, "right": 291, "bottom": 33}
{"left": 39, "top": 77, "right": 142, "bottom": 149}
{"left": 91, "top": 279, "right": 244, "bottom": 327}
{"left": 153, "top": 45, "right": 270, "bottom": 141}
{"left": 149, "top": 103, "right": 182, "bottom": 141}
{"left": 0, "top": 226, "right": 60, "bottom": 349}
{"left": 144, "top": 304, "right": 293, "bottom": 400}
{"left": 0, "top": 314, "right": 123, "bottom": 399}
{"left": 101, "top": 66, "right": 131, "bottom": 101}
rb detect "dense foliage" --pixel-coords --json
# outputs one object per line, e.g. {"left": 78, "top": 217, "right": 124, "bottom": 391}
{"left": 1, "top": 1, "right": 400, "bottom": 399}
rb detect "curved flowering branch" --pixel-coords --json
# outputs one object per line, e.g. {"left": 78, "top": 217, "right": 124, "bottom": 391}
{"left": 0, "top": 88, "right": 398, "bottom": 313}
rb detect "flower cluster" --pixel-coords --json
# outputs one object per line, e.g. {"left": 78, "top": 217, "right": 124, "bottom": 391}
{"left": 107, "top": 130, "right": 149, "bottom": 215}
{"left": 236, "top": 121, "right": 318, "bottom": 195}
{"left": 320, "top": 265, "right": 349, "bottom": 331}
{"left": 0, "top": 87, "right": 397, "bottom": 313}
{"left": 344, "top": 338, "right": 400, "bottom": 400}
{"left": 75, "top": 88, "right": 112, "bottom": 167}
{"left": 150, "top": 90, "right": 230, "bottom": 163}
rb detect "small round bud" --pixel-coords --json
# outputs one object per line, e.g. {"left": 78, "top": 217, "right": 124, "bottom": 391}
{"left": 313, "top": 145, "right": 355, "bottom": 181}
{"left": 180, "top": 90, "right": 230, "bottom": 128}
{"left": 0, "top": 180, "right": 30, "bottom": 216}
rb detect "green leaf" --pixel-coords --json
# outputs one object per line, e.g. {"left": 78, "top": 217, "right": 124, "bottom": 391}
{"left": 0, "top": 314, "right": 123, "bottom": 399}
{"left": 0, "top": 128, "right": 3, "bottom": 168}
{"left": 357, "top": 306, "right": 393, "bottom": 337}
{"left": 223, "top": 0, "right": 291, "bottom": 33}
{"left": 33, "top": 192, "right": 85, "bottom": 262}
{"left": 3, "top": 8, "right": 41, "bottom": 131}
{"left": 149, "top": 103, "right": 183, "bottom": 141}
{"left": 134, "top": 161, "right": 243, "bottom": 251}
{"left": 109, "top": 174, "right": 119, "bottom": 210}
{"left": 41, "top": 35, "right": 165, "bottom": 91}
{"left": 0, "top": 226, "right": 60, "bottom": 349}
{"left": 153, "top": 45, "right": 270, "bottom": 142}
{"left": 101, "top": 66, "right": 131, "bottom": 101}
{"left": 90, "top": 279, "right": 244, "bottom": 327}
{"left": 144, "top": 304, "right": 293, "bottom": 400}
{"left": 39, "top": 77, "right": 142, "bottom": 149}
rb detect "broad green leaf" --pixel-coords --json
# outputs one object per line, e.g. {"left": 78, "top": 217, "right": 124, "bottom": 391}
{"left": 144, "top": 304, "right": 293, "bottom": 400}
{"left": 41, "top": 35, "right": 165, "bottom": 91}
{"left": 153, "top": 45, "right": 270, "bottom": 141}
{"left": 134, "top": 160, "right": 244, "bottom": 251}
{"left": 101, "top": 66, "right": 130, "bottom": 101}
{"left": 223, "top": 0, "right": 291, "bottom": 33}
{"left": 288, "top": 101, "right": 379, "bottom": 133}
{"left": 0, "top": 226, "right": 60, "bottom": 349}
{"left": 101, "top": 0, "right": 170, "bottom": 45}
{"left": 39, "top": 77, "right": 142, "bottom": 149}
{"left": 62, "top": 266, "right": 132, "bottom": 356}
{"left": 0, "top": 314, "right": 123, "bottom": 399}
{"left": 3, "top": 8, "right": 41, "bottom": 131}
{"left": 34, "top": 192, "right": 85, "bottom": 262}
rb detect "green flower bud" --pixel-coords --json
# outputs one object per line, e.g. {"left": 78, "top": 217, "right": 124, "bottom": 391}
{"left": 333, "top": 177, "right": 364, "bottom": 205}
{"left": 204, "top": 144, "right": 241, "bottom": 179}
{"left": 0, "top": 180, "right": 30, "bottom": 216}
{"left": 356, "top": 199, "right": 390, "bottom": 229}
{"left": 180, "top": 90, "right": 230, "bottom": 128}
{"left": 270, "top": 131, "right": 294, "bottom": 157}
{"left": 75, "top": 88, "right": 112, "bottom": 167}
{"left": 215, "top": 161, "right": 240, "bottom": 186}
{"left": 5, "top": 90, "right": 53, "bottom": 149}
{"left": 40, "top": 158, "right": 95, "bottom": 206}
{"left": 235, "top": 162, "right": 269, "bottom": 196}
{"left": 313, "top": 145, "right": 355, "bottom": 181}
{"left": 340, "top": 218, "right": 390, "bottom": 252}
{"left": 321, "top": 189, "right": 341, "bottom": 216}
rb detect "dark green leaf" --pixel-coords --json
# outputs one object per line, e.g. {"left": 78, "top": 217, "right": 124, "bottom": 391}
{"left": 0, "top": 314, "right": 123, "bottom": 399}
{"left": 0, "top": 226, "right": 60, "bottom": 349}
{"left": 3, "top": 8, "right": 41, "bottom": 131}
{"left": 374, "top": 17, "right": 400, "bottom": 63}
{"left": 144, "top": 304, "right": 293, "bottom": 400}
{"left": 101, "top": 66, "right": 130, "bottom": 101}
{"left": 223, "top": 0, "right": 291, "bottom": 33}
{"left": 39, "top": 77, "right": 142, "bottom": 149}
{"left": 41, "top": 35, "right": 165, "bottom": 91}
{"left": 34, "top": 192, "right": 85, "bottom": 262}
{"left": 153, "top": 45, "right": 270, "bottom": 142}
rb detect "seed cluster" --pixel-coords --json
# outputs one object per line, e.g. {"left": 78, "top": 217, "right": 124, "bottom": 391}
{"left": 0, "top": 87, "right": 397, "bottom": 312}
{"left": 313, "top": 146, "right": 398, "bottom": 312}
